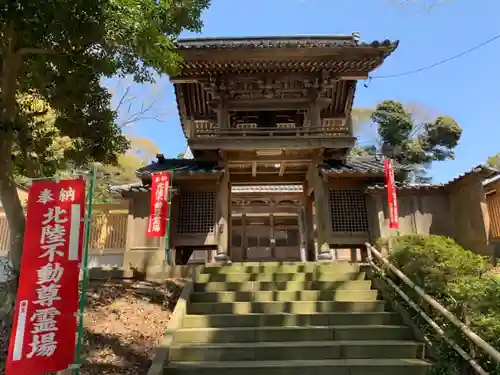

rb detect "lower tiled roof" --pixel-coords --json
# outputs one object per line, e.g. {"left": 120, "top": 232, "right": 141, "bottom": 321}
{"left": 365, "top": 164, "right": 500, "bottom": 193}
{"left": 110, "top": 183, "right": 303, "bottom": 195}
{"left": 321, "top": 156, "right": 407, "bottom": 175}
{"left": 136, "top": 159, "right": 223, "bottom": 179}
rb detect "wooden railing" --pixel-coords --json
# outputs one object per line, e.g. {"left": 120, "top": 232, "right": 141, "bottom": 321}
{"left": 194, "top": 125, "right": 349, "bottom": 138}
{"left": 366, "top": 243, "right": 500, "bottom": 375}
{"left": 0, "top": 204, "right": 129, "bottom": 253}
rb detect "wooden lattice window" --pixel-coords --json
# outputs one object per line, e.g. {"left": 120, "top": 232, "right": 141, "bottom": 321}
{"left": 328, "top": 189, "right": 369, "bottom": 232}
{"left": 177, "top": 191, "right": 216, "bottom": 234}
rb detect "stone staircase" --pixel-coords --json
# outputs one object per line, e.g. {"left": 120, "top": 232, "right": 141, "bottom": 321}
{"left": 166, "top": 262, "right": 432, "bottom": 375}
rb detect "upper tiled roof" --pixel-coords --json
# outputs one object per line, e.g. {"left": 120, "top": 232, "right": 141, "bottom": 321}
{"left": 175, "top": 35, "right": 399, "bottom": 51}
{"left": 321, "top": 156, "right": 407, "bottom": 175}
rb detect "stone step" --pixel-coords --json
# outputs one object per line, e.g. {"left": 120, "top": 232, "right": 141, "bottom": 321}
{"left": 195, "top": 271, "right": 367, "bottom": 283}
{"left": 200, "top": 263, "right": 363, "bottom": 275}
{"left": 173, "top": 325, "right": 414, "bottom": 344}
{"left": 181, "top": 312, "right": 402, "bottom": 329}
{"left": 166, "top": 358, "right": 432, "bottom": 375}
{"left": 190, "top": 289, "right": 378, "bottom": 303}
{"left": 170, "top": 340, "right": 424, "bottom": 361}
{"left": 193, "top": 280, "right": 372, "bottom": 292}
{"left": 187, "top": 300, "right": 386, "bottom": 315}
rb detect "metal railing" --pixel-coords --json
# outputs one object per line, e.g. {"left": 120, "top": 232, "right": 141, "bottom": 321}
{"left": 193, "top": 125, "right": 349, "bottom": 139}
{"left": 365, "top": 242, "right": 500, "bottom": 375}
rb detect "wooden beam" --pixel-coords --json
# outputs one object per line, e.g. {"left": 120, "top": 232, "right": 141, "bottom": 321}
{"left": 232, "top": 205, "right": 299, "bottom": 214}
{"left": 171, "top": 71, "right": 370, "bottom": 83}
{"left": 189, "top": 137, "right": 356, "bottom": 151}
{"left": 218, "top": 98, "right": 331, "bottom": 111}
{"left": 230, "top": 174, "right": 305, "bottom": 184}
{"left": 252, "top": 162, "right": 257, "bottom": 177}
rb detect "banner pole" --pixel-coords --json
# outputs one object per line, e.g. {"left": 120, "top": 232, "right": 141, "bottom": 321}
{"left": 73, "top": 166, "right": 96, "bottom": 375}
{"left": 164, "top": 169, "right": 174, "bottom": 264}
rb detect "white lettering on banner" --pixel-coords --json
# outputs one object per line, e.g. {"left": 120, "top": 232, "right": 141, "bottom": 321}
{"left": 40, "top": 224, "right": 66, "bottom": 245}
{"left": 26, "top": 332, "right": 58, "bottom": 358}
{"left": 36, "top": 263, "right": 64, "bottom": 285}
{"left": 151, "top": 216, "right": 161, "bottom": 232}
{"left": 33, "top": 284, "right": 62, "bottom": 307}
{"left": 42, "top": 207, "right": 68, "bottom": 225}
{"left": 38, "top": 189, "right": 55, "bottom": 205}
{"left": 59, "top": 187, "right": 76, "bottom": 202}
{"left": 155, "top": 182, "right": 165, "bottom": 202}
{"left": 30, "top": 307, "right": 61, "bottom": 334}
{"left": 26, "top": 200, "right": 70, "bottom": 360}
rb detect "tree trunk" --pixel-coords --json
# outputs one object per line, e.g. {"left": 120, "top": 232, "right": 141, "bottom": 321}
{"left": 0, "top": 133, "right": 25, "bottom": 275}
{"left": 0, "top": 47, "right": 24, "bottom": 277}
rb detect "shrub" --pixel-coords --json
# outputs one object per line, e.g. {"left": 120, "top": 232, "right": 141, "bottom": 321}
{"left": 387, "top": 235, "right": 490, "bottom": 297}
{"left": 382, "top": 235, "right": 500, "bottom": 374}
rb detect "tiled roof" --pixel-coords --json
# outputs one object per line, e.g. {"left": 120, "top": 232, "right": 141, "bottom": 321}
{"left": 321, "top": 156, "right": 407, "bottom": 175}
{"left": 110, "top": 183, "right": 302, "bottom": 195}
{"left": 175, "top": 35, "right": 399, "bottom": 51}
{"left": 364, "top": 164, "right": 500, "bottom": 193}
{"left": 447, "top": 164, "right": 498, "bottom": 185}
{"left": 136, "top": 158, "right": 223, "bottom": 180}
{"left": 109, "top": 183, "right": 150, "bottom": 194}
{"left": 365, "top": 183, "right": 443, "bottom": 193}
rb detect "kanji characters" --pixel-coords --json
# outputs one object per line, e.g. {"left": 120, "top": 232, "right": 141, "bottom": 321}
{"left": 39, "top": 244, "right": 65, "bottom": 262}
{"left": 41, "top": 207, "right": 68, "bottom": 225}
{"left": 31, "top": 307, "right": 61, "bottom": 334}
{"left": 33, "top": 284, "right": 61, "bottom": 307}
{"left": 26, "top": 333, "right": 58, "bottom": 358}
{"left": 58, "top": 187, "right": 75, "bottom": 202}
{"left": 36, "top": 263, "right": 64, "bottom": 285}
{"left": 37, "top": 189, "right": 54, "bottom": 205}
{"left": 40, "top": 224, "right": 66, "bottom": 245}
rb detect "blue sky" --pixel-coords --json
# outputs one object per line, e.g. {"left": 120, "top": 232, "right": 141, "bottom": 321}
{"left": 112, "top": 0, "right": 500, "bottom": 184}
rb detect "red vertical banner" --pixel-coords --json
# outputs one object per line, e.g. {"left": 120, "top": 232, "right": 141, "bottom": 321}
{"left": 147, "top": 171, "right": 171, "bottom": 237}
{"left": 384, "top": 159, "right": 399, "bottom": 229}
{"left": 6, "top": 179, "right": 86, "bottom": 375}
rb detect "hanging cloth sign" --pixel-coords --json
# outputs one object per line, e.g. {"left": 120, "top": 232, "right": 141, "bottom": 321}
{"left": 146, "top": 171, "right": 172, "bottom": 237}
{"left": 384, "top": 159, "right": 400, "bottom": 229}
{"left": 6, "top": 178, "right": 86, "bottom": 375}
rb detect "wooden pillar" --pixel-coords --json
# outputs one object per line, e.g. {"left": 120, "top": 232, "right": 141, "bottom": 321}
{"left": 298, "top": 207, "right": 307, "bottom": 262}
{"left": 308, "top": 96, "right": 320, "bottom": 128}
{"left": 270, "top": 213, "right": 276, "bottom": 259}
{"left": 242, "top": 213, "right": 247, "bottom": 261}
{"left": 346, "top": 114, "right": 353, "bottom": 136}
{"left": 307, "top": 158, "right": 332, "bottom": 261}
{"left": 217, "top": 92, "right": 229, "bottom": 129}
{"left": 214, "top": 171, "right": 230, "bottom": 263}
{"left": 302, "top": 188, "right": 315, "bottom": 261}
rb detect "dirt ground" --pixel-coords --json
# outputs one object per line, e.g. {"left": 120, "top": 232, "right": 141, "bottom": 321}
{"left": 80, "top": 279, "right": 185, "bottom": 375}
{"left": 0, "top": 278, "right": 185, "bottom": 375}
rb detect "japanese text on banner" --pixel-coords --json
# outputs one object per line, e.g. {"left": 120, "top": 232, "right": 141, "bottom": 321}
{"left": 6, "top": 179, "right": 85, "bottom": 375}
{"left": 147, "top": 171, "right": 171, "bottom": 237}
{"left": 384, "top": 159, "right": 399, "bottom": 229}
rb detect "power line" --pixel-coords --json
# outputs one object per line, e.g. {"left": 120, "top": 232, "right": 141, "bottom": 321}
{"left": 370, "top": 32, "right": 500, "bottom": 80}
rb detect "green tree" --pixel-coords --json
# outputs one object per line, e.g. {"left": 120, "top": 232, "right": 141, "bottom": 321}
{"left": 93, "top": 136, "right": 161, "bottom": 203}
{"left": 0, "top": 0, "right": 210, "bottom": 274}
{"left": 350, "top": 101, "right": 462, "bottom": 181}
{"left": 488, "top": 154, "right": 500, "bottom": 169}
